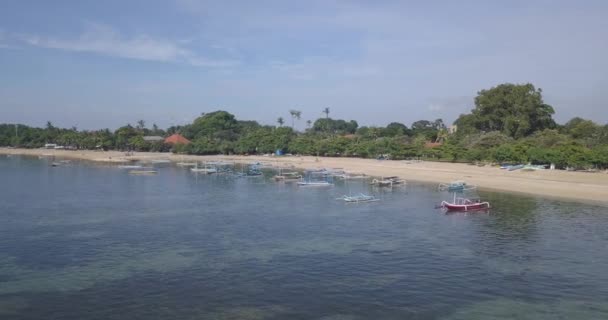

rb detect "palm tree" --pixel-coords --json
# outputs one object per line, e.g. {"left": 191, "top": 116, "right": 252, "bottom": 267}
{"left": 323, "top": 107, "right": 330, "bottom": 119}
{"left": 306, "top": 120, "right": 312, "bottom": 129}
{"left": 289, "top": 110, "right": 302, "bottom": 129}
{"left": 277, "top": 117, "right": 284, "bottom": 127}
{"left": 136, "top": 120, "right": 146, "bottom": 131}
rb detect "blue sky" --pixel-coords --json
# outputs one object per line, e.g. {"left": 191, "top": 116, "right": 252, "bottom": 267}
{"left": 1, "top": 0, "right": 607, "bottom": 130}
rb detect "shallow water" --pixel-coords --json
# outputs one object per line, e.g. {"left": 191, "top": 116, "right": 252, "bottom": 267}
{"left": 1, "top": 155, "right": 607, "bottom": 319}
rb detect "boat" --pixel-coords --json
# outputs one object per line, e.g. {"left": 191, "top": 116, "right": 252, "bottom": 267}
{"left": 506, "top": 164, "right": 524, "bottom": 171}
{"left": 190, "top": 162, "right": 218, "bottom": 174}
{"left": 51, "top": 162, "right": 61, "bottom": 167}
{"left": 440, "top": 196, "right": 490, "bottom": 212}
{"left": 273, "top": 171, "right": 302, "bottom": 181}
{"left": 237, "top": 169, "right": 263, "bottom": 177}
{"left": 117, "top": 165, "right": 143, "bottom": 169}
{"left": 521, "top": 164, "right": 546, "bottom": 171}
{"left": 176, "top": 162, "right": 197, "bottom": 167}
{"left": 337, "top": 193, "right": 379, "bottom": 203}
{"left": 128, "top": 169, "right": 158, "bottom": 175}
{"left": 438, "top": 181, "right": 477, "bottom": 192}
{"left": 297, "top": 180, "right": 333, "bottom": 187}
{"left": 371, "top": 176, "right": 406, "bottom": 187}
{"left": 191, "top": 167, "right": 218, "bottom": 174}
{"left": 150, "top": 159, "right": 171, "bottom": 164}
{"left": 335, "top": 173, "right": 368, "bottom": 180}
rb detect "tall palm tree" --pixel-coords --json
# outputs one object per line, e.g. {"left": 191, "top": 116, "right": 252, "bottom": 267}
{"left": 277, "top": 117, "right": 284, "bottom": 127}
{"left": 289, "top": 110, "right": 302, "bottom": 129}
{"left": 323, "top": 107, "right": 330, "bottom": 119}
{"left": 136, "top": 120, "right": 146, "bottom": 131}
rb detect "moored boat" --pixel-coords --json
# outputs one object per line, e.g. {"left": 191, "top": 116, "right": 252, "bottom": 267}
{"left": 371, "top": 176, "right": 406, "bottom": 187}
{"left": 337, "top": 193, "right": 379, "bottom": 203}
{"left": 273, "top": 171, "right": 302, "bottom": 181}
{"left": 440, "top": 197, "right": 490, "bottom": 212}
{"left": 438, "top": 181, "right": 477, "bottom": 192}
{"left": 297, "top": 180, "right": 333, "bottom": 187}
{"left": 128, "top": 169, "right": 158, "bottom": 175}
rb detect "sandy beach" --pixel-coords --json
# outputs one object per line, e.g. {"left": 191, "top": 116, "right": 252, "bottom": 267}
{"left": 2, "top": 148, "right": 607, "bottom": 206}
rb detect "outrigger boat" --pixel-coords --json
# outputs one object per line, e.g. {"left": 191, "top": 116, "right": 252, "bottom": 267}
{"left": 176, "top": 162, "right": 197, "bottom": 167}
{"left": 334, "top": 172, "right": 368, "bottom": 180}
{"left": 297, "top": 180, "right": 333, "bottom": 187}
{"left": 190, "top": 162, "right": 218, "bottom": 174}
{"left": 128, "top": 169, "right": 158, "bottom": 175}
{"left": 371, "top": 176, "right": 406, "bottom": 187}
{"left": 440, "top": 195, "right": 490, "bottom": 212}
{"left": 438, "top": 181, "right": 477, "bottom": 192}
{"left": 117, "top": 165, "right": 143, "bottom": 169}
{"left": 337, "top": 193, "right": 379, "bottom": 203}
{"left": 273, "top": 171, "right": 302, "bottom": 181}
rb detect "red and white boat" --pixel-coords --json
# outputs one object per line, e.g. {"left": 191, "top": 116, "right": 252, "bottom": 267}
{"left": 441, "top": 196, "right": 490, "bottom": 212}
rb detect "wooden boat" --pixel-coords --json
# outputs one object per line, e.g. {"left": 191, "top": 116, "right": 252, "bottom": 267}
{"left": 128, "top": 169, "right": 158, "bottom": 175}
{"left": 441, "top": 196, "right": 490, "bottom": 212}
{"left": 337, "top": 193, "right": 379, "bottom": 203}
{"left": 371, "top": 176, "right": 406, "bottom": 187}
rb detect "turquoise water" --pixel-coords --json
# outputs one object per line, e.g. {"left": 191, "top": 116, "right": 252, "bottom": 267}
{"left": 1, "top": 155, "right": 607, "bottom": 319}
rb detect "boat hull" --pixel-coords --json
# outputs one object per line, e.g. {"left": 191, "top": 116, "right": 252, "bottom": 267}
{"left": 441, "top": 201, "right": 490, "bottom": 212}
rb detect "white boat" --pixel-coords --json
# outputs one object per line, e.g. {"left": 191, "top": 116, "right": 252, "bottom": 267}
{"left": 191, "top": 167, "right": 218, "bottom": 174}
{"left": 176, "top": 162, "right": 197, "bottom": 167}
{"left": 128, "top": 169, "right": 158, "bottom": 175}
{"left": 335, "top": 173, "right": 368, "bottom": 180}
{"left": 150, "top": 159, "right": 171, "bottom": 164}
{"left": 297, "top": 181, "right": 333, "bottom": 187}
{"left": 117, "top": 165, "right": 143, "bottom": 169}
{"left": 337, "top": 193, "right": 379, "bottom": 203}
{"left": 190, "top": 162, "right": 217, "bottom": 174}
{"left": 371, "top": 176, "right": 406, "bottom": 187}
{"left": 438, "top": 181, "right": 477, "bottom": 192}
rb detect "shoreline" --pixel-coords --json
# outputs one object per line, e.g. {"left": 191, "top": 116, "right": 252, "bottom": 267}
{"left": 2, "top": 148, "right": 608, "bottom": 206}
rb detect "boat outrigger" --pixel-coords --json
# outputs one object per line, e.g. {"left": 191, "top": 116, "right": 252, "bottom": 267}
{"left": 440, "top": 195, "right": 490, "bottom": 212}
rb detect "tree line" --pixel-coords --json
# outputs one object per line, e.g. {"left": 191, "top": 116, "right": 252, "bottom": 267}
{"left": 2, "top": 83, "right": 607, "bottom": 169}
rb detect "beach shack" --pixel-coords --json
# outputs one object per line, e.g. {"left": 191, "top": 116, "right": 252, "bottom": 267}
{"left": 164, "top": 134, "right": 191, "bottom": 145}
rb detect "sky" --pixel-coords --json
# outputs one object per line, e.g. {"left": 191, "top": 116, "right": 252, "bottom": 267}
{"left": 0, "top": 0, "right": 607, "bottom": 130}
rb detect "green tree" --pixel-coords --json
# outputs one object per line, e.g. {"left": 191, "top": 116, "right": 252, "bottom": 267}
{"left": 469, "top": 83, "right": 555, "bottom": 138}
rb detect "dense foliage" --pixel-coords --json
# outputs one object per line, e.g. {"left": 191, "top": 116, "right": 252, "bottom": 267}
{"left": 2, "top": 83, "right": 607, "bottom": 169}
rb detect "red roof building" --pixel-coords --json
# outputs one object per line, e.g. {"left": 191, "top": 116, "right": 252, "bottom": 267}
{"left": 164, "top": 134, "right": 191, "bottom": 145}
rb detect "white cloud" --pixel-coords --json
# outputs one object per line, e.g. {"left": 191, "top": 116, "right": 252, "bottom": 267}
{"left": 17, "top": 23, "right": 238, "bottom": 67}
